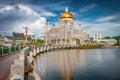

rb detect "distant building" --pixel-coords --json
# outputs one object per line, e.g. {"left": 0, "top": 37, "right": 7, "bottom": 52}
{"left": 93, "top": 32, "right": 117, "bottom": 46}
{"left": 93, "top": 32, "right": 102, "bottom": 41}
{"left": 0, "top": 32, "right": 32, "bottom": 47}
{"left": 46, "top": 7, "right": 89, "bottom": 45}
{"left": 12, "top": 32, "right": 31, "bottom": 41}
{"left": 13, "top": 32, "right": 24, "bottom": 40}
{"left": 12, "top": 32, "right": 31, "bottom": 46}
{"left": 98, "top": 39, "right": 117, "bottom": 46}
{"left": 0, "top": 36, "right": 12, "bottom": 47}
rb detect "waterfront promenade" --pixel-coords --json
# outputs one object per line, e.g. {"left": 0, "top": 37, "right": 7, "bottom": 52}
{"left": 0, "top": 51, "right": 20, "bottom": 80}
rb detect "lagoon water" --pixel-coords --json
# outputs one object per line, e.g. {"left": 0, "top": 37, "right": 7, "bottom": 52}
{"left": 34, "top": 49, "right": 120, "bottom": 80}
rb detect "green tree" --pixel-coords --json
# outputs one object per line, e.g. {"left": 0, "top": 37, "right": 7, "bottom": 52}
{"left": 112, "top": 36, "right": 120, "bottom": 43}
{"left": 103, "top": 36, "right": 111, "bottom": 39}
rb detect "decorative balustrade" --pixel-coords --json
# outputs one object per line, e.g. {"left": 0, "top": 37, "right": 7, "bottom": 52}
{"left": 10, "top": 44, "right": 72, "bottom": 80}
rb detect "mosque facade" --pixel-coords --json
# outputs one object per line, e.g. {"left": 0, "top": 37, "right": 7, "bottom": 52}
{"left": 46, "top": 7, "right": 89, "bottom": 45}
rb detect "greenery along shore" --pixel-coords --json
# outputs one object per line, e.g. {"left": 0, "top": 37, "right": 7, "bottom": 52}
{"left": 72, "top": 44, "right": 120, "bottom": 49}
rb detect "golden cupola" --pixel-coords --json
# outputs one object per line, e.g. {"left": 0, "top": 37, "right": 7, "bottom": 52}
{"left": 60, "top": 7, "right": 73, "bottom": 19}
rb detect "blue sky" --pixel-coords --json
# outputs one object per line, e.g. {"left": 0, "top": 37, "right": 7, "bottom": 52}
{"left": 0, "top": 0, "right": 120, "bottom": 38}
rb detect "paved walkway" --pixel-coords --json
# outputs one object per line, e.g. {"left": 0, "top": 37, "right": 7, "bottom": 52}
{"left": 0, "top": 51, "right": 21, "bottom": 80}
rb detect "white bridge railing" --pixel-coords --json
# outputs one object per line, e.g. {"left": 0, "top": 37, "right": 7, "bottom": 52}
{"left": 10, "top": 45, "right": 72, "bottom": 80}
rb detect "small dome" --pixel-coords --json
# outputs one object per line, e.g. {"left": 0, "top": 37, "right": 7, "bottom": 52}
{"left": 60, "top": 7, "right": 73, "bottom": 19}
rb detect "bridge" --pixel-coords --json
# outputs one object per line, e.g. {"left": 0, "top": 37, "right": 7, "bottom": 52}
{"left": 0, "top": 46, "right": 24, "bottom": 80}
{"left": 0, "top": 45, "right": 73, "bottom": 80}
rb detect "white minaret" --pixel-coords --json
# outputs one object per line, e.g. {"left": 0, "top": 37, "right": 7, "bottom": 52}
{"left": 94, "top": 32, "right": 101, "bottom": 41}
{"left": 87, "top": 26, "right": 90, "bottom": 34}
{"left": 64, "top": 7, "right": 68, "bottom": 45}
{"left": 60, "top": 6, "right": 74, "bottom": 45}
{"left": 94, "top": 32, "right": 96, "bottom": 41}
{"left": 99, "top": 33, "right": 102, "bottom": 40}
{"left": 64, "top": 20, "right": 67, "bottom": 45}
{"left": 45, "top": 22, "right": 48, "bottom": 45}
{"left": 79, "top": 24, "right": 81, "bottom": 39}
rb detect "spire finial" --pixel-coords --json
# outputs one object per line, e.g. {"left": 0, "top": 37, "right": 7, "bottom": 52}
{"left": 65, "top": 6, "right": 68, "bottom": 12}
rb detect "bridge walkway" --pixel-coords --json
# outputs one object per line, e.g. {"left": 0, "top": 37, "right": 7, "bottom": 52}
{"left": 0, "top": 51, "right": 21, "bottom": 80}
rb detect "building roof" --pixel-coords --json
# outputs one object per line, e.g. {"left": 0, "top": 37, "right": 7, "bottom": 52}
{"left": 12, "top": 32, "right": 24, "bottom": 39}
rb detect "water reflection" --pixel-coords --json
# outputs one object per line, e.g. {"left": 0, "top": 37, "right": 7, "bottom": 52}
{"left": 34, "top": 49, "right": 120, "bottom": 80}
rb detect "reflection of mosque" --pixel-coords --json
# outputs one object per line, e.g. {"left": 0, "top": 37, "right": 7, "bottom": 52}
{"left": 46, "top": 7, "right": 89, "bottom": 45}
{"left": 34, "top": 49, "right": 93, "bottom": 80}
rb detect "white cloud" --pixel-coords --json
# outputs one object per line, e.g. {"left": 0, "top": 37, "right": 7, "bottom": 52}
{"left": 28, "top": 18, "right": 46, "bottom": 38}
{"left": 96, "top": 16, "right": 116, "bottom": 22}
{"left": 40, "top": 10, "right": 57, "bottom": 17}
{"left": 37, "top": 1, "right": 68, "bottom": 11}
{"left": 79, "top": 3, "right": 97, "bottom": 13}
{"left": 0, "top": 5, "right": 14, "bottom": 13}
{"left": 0, "top": 4, "right": 42, "bottom": 18}
{"left": 74, "top": 20, "right": 120, "bottom": 37}
{"left": 27, "top": 4, "right": 57, "bottom": 17}
{"left": 0, "top": 4, "right": 47, "bottom": 38}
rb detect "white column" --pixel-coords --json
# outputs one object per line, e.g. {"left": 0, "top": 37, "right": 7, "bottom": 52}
{"left": 9, "top": 47, "right": 11, "bottom": 53}
{"left": 99, "top": 33, "right": 102, "bottom": 40}
{"left": 1, "top": 47, "right": 3, "bottom": 56}
{"left": 15, "top": 46, "right": 16, "bottom": 52}
{"left": 56, "top": 30, "right": 58, "bottom": 45}
{"left": 45, "top": 22, "right": 48, "bottom": 45}
{"left": 79, "top": 24, "right": 81, "bottom": 45}
{"left": 64, "top": 21, "right": 67, "bottom": 45}
{"left": 71, "top": 24, "right": 74, "bottom": 45}
{"left": 97, "top": 32, "right": 99, "bottom": 41}
{"left": 93, "top": 32, "right": 96, "bottom": 41}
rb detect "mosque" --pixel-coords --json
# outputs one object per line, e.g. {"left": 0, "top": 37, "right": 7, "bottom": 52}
{"left": 46, "top": 7, "right": 89, "bottom": 45}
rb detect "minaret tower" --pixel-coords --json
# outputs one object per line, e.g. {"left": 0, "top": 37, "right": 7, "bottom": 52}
{"left": 22, "top": 27, "right": 28, "bottom": 44}
{"left": 60, "top": 7, "right": 74, "bottom": 45}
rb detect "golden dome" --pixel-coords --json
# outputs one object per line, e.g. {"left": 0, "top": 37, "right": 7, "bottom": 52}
{"left": 60, "top": 7, "right": 73, "bottom": 19}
